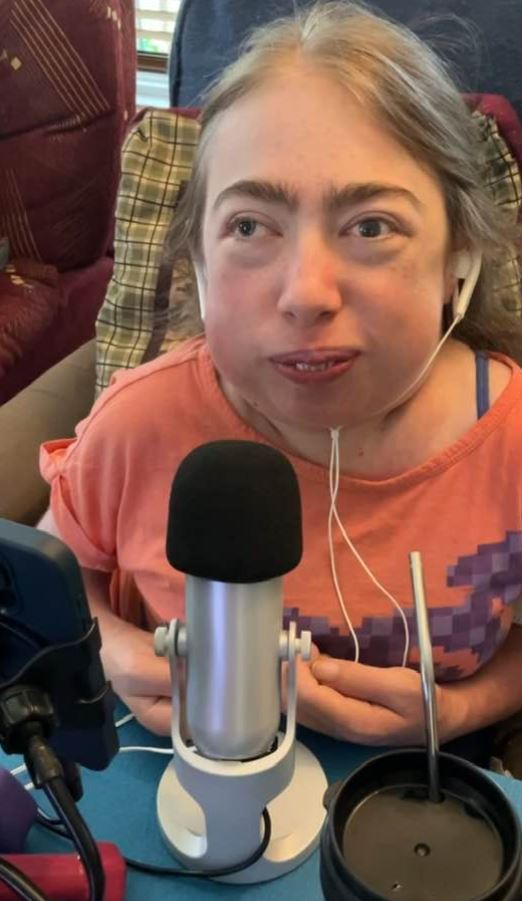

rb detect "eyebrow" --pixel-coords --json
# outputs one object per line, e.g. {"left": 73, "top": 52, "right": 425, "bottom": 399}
{"left": 212, "top": 179, "right": 423, "bottom": 213}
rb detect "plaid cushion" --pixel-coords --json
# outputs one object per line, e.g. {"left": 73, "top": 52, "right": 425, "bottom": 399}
{"left": 95, "top": 109, "right": 200, "bottom": 393}
{"left": 473, "top": 109, "right": 521, "bottom": 315}
{"left": 95, "top": 103, "right": 522, "bottom": 393}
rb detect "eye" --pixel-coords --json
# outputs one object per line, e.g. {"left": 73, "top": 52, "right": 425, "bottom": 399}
{"left": 352, "top": 218, "right": 395, "bottom": 239}
{"left": 229, "top": 217, "right": 265, "bottom": 238}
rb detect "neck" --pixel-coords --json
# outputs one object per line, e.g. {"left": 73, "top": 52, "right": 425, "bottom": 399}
{"left": 219, "top": 378, "right": 405, "bottom": 475}
{"left": 218, "top": 341, "right": 474, "bottom": 478}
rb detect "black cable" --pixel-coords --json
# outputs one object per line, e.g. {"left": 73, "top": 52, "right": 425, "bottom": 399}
{"left": 21, "top": 729, "right": 104, "bottom": 901}
{"left": 0, "top": 858, "right": 50, "bottom": 901}
{"left": 43, "top": 776, "right": 105, "bottom": 901}
{"left": 36, "top": 806, "right": 63, "bottom": 827}
{"left": 125, "top": 807, "right": 272, "bottom": 878}
{"left": 36, "top": 804, "right": 273, "bottom": 880}
{"left": 36, "top": 810, "right": 69, "bottom": 836}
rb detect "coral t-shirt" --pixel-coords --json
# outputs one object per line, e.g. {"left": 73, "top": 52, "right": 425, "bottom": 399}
{"left": 40, "top": 337, "right": 522, "bottom": 682}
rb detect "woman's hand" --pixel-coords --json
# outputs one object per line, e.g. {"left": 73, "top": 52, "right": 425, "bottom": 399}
{"left": 103, "top": 623, "right": 173, "bottom": 735}
{"left": 79, "top": 567, "right": 174, "bottom": 735}
{"left": 285, "top": 647, "right": 464, "bottom": 746}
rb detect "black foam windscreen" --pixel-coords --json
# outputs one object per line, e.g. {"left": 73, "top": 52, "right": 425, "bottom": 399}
{"left": 166, "top": 440, "right": 303, "bottom": 583}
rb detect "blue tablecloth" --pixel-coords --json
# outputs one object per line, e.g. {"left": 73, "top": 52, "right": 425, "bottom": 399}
{"left": 4, "top": 712, "right": 522, "bottom": 900}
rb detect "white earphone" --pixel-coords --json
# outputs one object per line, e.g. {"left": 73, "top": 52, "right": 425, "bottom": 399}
{"left": 195, "top": 268, "right": 207, "bottom": 320}
{"left": 451, "top": 249, "right": 482, "bottom": 322}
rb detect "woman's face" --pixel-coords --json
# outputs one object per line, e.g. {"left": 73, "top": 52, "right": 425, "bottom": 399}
{"left": 199, "top": 67, "right": 454, "bottom": 431}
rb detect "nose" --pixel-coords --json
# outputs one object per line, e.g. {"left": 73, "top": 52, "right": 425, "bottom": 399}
{"left": 277, "top": 231, "right": 343, "bottom": 326}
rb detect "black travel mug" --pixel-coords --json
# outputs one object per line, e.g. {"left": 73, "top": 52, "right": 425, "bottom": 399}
{"left": 320, "top": 749, "right": 522, "bottom": 901}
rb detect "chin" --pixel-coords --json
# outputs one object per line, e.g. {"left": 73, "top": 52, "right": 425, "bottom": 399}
{"left": 261, "top": 400, "right": 355, "bottom": 433}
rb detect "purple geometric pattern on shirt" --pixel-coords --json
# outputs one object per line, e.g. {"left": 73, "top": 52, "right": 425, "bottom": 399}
{"left": 447, "top": 530, "right": 522, "bottom": 601}
{"left": 284, "top": 530, "right": 522, "bottom": 680}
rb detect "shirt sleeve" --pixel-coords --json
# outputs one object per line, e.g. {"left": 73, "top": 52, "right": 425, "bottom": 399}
{"left": 39, "top": 392, "right": 127, "bottom": 572}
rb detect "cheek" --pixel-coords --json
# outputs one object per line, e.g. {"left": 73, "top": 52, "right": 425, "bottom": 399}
{"left": 204, "top": 275, "right": 250, "bottom": 339}
{"left": 203, "top": 271, "right": 253, "bottom": 378}
{"left": 363, "top": 261, "right": 445, "bottom": 336}
{"left": 203, "top": 253, "right": 276, "bottom": 331}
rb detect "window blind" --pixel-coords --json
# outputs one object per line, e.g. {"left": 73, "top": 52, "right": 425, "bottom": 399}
{"left": 135, "top": 0, "right": 181, "bottom": 55}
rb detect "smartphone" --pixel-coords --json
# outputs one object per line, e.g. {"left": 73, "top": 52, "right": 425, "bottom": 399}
{"left": 0, "top": 517, "right": 118, "bottom": 770}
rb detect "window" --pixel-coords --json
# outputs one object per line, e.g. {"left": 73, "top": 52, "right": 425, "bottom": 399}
{"left": 135, "top": 0, "right": 181, "bottom": 70}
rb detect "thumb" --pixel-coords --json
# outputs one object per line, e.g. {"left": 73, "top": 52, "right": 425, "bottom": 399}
{"left": 129, "top": 695, "right": 172, "bottom": 736}
{"left": 309, "top": 641, "right": 321, "bottom": 663}
{"left": 312, "top": 658, "right": 343, "bottom": 683}
{"left": 311, "top": 657, "right": 412, "bottom": 706}
{"left": 311, "top": 657, "right": 381, "bottom": 702}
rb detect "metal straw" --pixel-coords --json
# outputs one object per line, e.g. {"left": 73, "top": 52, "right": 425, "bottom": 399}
{"left": 409, "top": 551, "right": 442, "bottom": 804}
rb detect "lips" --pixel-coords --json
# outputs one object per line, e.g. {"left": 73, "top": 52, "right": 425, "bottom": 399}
{"left": 271, "top": 348, "right": 358, "bottom": 365}
{"left": 270, "top": 348, "right": 360, "bottom": 384}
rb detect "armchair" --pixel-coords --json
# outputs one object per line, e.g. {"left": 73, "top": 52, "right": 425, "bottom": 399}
{"left": 0, "top": 0, "right": 136, "bottom": 405}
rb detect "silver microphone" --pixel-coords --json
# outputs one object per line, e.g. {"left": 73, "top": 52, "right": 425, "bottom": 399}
{"left": 185, "top": 575, "right": 282, "bottom": 759}
{"left": 164, "top": 439, "right": 303, "bottom": 761}
{"left": 156, "top": 441, "right": 327, "bottom": 882}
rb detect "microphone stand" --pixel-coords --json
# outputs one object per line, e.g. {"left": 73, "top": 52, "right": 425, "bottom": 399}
{"left": 155, "top": 619, "right": 328, "bottom": 883}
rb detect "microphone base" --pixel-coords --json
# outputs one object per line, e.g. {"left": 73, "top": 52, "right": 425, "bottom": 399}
{"left": 157, "top": 738, "right": 327, "bottom": 883}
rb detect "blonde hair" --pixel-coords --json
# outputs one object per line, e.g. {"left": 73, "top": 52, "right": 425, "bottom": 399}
{"left": 167, "top": 1, "right": 521, "bottom": 359}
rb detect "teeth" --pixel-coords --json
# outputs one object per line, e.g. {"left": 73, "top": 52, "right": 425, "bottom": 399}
{"left": 294, "top": 361, "right": 336, "bottom": 371}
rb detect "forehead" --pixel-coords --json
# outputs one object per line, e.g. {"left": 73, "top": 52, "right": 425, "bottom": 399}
{"left": 203, "top": 68, "right": 445, "bottom": 211}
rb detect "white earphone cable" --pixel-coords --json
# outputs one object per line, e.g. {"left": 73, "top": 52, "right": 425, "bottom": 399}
{"left": 324, "top": 262, "right": 481, "bottom": 668}
{"left": 327, "top": 427, "right": 361, "bottom": 662}
{"left": 328, "top": 427, "right": 409, "bottom": 667}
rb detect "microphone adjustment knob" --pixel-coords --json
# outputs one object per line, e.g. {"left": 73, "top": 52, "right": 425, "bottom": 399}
{"left": 154, "top": 625, "right": 169, "bottom": 657}
{"left": 297, "top": 629, "right": 312, "bottom": 661}
{"left": 278, "top": 626, "right": 312, "bottom": 661}
{"left": 154, "top": 619, "right": 187, "bottom": 659}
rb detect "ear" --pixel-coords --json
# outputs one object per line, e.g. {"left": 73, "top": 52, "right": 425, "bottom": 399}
{"left": 443, "top": 251, "right": 459, "bottom": 302}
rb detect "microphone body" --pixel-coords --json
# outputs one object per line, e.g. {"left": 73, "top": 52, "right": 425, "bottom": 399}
{"left": 185, "top": 575, "right": 282, "bottom": 760}
{"left": 157, "top": 441, "right": 327, "bottom": 881}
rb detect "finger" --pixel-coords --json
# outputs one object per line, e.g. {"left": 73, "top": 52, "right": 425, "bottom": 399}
{"left": 309, "top": 642, "right": 321, "bottom": 663}
{"left": 126, "top": 695, "right": 173, "bottom": 736}
{"left": 311, "top": 658, "right": 419, "bottom": 706}
{"left": 297, "top": 660, "right": 402, "bottom": 740}
{"left": 297, "top": 679, "right": 403, "bottom": 744}
{"left": 115, "top": 655, "right": 173, "bottom": 697}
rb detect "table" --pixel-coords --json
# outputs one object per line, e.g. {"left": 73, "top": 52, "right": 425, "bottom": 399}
{"left": 4, "top": 712, "right": 522, "bottom": 901}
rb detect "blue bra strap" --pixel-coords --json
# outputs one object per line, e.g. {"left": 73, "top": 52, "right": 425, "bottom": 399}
{"left": 475, "top": 351, "right": 490, "bottom": 419}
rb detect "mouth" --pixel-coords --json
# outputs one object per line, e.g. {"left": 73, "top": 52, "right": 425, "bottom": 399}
{"left": 269, "top": 348, "right": 360, "bottom": 384}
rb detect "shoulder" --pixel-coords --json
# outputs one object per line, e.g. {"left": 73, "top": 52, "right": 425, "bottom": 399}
{"left": 488, "top": 353, "right": 515, "bottom": 405}
{"left": 454, "top": 347, "right": 522, "bottom": 437}
{"left": 84, "top": 336, "right": 215, "bottom": 432}
{"left": 458, "top": 350, "right": 522, "bottom": 463}
{"left": 477, "top": 352, "right": 522, "bottom": 434}
{"left": 434, "top": 343, "right": 522, "bottom": 423}
{"left": 382, "top": 345, "right": 522, "bottom": 479}
{"left": 56, "top": 336, "right": 217, "bottom": 466}
{"left": 99, "top": 335, "right": 208, "bottom": 408}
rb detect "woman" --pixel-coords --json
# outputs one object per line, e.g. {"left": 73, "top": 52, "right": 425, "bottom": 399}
{"left": 40, "top": 2, "right": 522, "bottom": 752}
